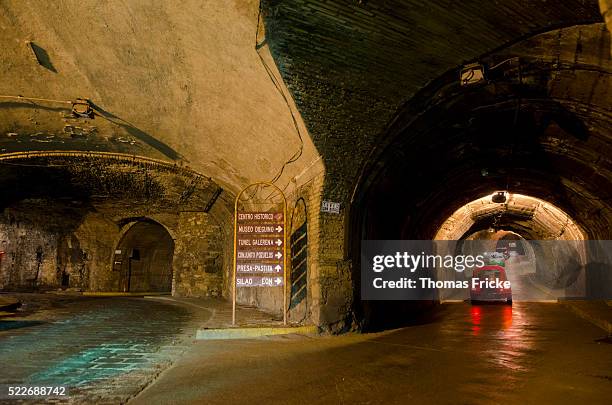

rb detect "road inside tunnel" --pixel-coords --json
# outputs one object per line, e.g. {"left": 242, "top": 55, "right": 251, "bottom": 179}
{"left": 0, "top": 1, "right": 610, "bottom": 404}
{"left": 0, "top": 294, "right": 209, "bottom": 403}
{"left": 132, "top": 301, "right": 612, "bottom": 405}
{"left": 1, "top": 294, "right": 609, "bottom": 404}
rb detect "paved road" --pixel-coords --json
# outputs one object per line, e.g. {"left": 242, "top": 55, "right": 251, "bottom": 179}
{"left": 133, "top": 302, "right": 612, "bottom": 405}
{"left": 0, "top": 295, "right": 208, "bottom": 404}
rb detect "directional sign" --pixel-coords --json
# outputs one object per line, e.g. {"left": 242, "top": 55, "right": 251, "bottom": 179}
{"left": 235, "top": 210, "right": 285, "bottom": 288}
{"left": 237, "top": 212, "right": 284, "bottom": 222}
{"left": 237, "top": 224, "right": 284, "bottom": 234}
{"left": 236, "top": 237, "right": 283, "bottom": 247}
{"left": 232, "top": 183, "right": 288, "bottom": 325}
{"left": 236, "top": 263, "right": 284, "bottom": 273}
{"left": 236, "top": 276, "right": 284, "bottom": 287}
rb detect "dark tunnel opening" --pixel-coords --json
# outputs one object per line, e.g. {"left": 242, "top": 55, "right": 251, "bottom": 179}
{"left": 350, "top": 52, "right": 612, "bottom": 331}
{"left": 113, "top": 221, "right": 175, "bottom": 293}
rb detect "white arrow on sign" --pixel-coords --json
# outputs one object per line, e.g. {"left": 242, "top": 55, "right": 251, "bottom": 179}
{"left": 275, "top": 265, "right": 282, "bottom": 272}
{"left": 276, "top": 226, "right": 283, "bottom": 232}
{"left": 275, "top": 252, "right": 283, "bottom": 259}
{"left": 275, "top": 239, "right": 283, "bottom": 246}
{"left": 275, "top": 277, "right": 282, "bottom": 285}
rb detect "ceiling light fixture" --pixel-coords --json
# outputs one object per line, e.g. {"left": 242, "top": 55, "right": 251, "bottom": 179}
{"left": 492, "top": 191, "right": 507, "bottom": 204}
{"left": 460, "top": 62, "right": 486, "bottom": 86}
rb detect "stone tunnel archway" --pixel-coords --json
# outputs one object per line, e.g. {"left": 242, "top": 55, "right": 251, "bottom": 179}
{"left": 348, "top": 24, "right": 612, "bottom": 331}
{"left": 434, "top": 193, "right": 586, "bottom": 241}
{"left": 434, "top": 194, "right": 590, "bottom": 302}
{"left": 113, "top": 220, "right": 175, "bottom": 293}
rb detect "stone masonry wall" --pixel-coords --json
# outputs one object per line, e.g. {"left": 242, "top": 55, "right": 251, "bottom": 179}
{"left": 64, "top": 214, "right": 121, "bottom": 291}
{"left": 280, "top": 159, "right": 355, "bottom": 331}
{"left": 0, "top": 215, "right": 58, "bottom": 290}
{"left": 297, "top": 170, "right": 354, "bottom": 332}
{"left": 172, "top": 212, "right": 224, "bottom": 297}
{"left": 0, "top": 210, "right": 121, "bottom": 291}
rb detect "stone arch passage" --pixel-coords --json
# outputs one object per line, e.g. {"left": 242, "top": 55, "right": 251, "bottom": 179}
{"left": 348, "top": 24, "right": 611, "bottom": 330}
{"left": 114, "top": 221, "right": 175, "bottom": 293}
{"left": 434, "top": 193, "right": 586, "bottom": 241}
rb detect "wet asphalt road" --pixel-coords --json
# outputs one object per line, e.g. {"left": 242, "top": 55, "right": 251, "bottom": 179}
{"left": 134, "top": 302, "right": 612, "bottom": 405}
{"left": 0, "top": 296, "right": 610, "bottom": 404}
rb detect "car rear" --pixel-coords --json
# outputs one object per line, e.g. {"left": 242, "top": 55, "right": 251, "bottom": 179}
{"left": 470, "top": 265, "right": 512, "bottom": 304}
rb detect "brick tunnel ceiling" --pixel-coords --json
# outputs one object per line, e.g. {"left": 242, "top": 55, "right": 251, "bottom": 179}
{"left": 261, "top": 0, "right": 604, "bottom": 197}
{"left": 0, "top": 0, "right": 608, "bottom": 203}
{"left": 261, "top": 1, "right": 611, "bottom": 240}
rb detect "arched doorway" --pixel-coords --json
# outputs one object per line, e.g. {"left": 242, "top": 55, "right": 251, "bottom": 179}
{"left": 114, "top": 221, "right": 174, "bottom": 293}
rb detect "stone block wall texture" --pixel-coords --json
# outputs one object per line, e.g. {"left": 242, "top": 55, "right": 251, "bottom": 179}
{"left": 59, "top": 214, "right": 121, "bottom": 291}
{"left": 172, "top": 212, "right": 224, "bottom": 298}
{"left": 207, "top": 192, "right": 235, "bottom": 299}
{"left": 278, "top": 162, "right": 355, "bottom": 330}
{"left": 0, "top": 215, "right": 58, "bottom": 290}
{"left": 309, "top": 171, "right": 355, "bottom": 332}
{"left": 0, "top": 210, "right": 120, "bottom": 291}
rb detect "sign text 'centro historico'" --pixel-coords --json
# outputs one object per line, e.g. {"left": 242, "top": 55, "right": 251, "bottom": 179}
{"left": 235, "top": 211, "right": 285, "bottom": 287}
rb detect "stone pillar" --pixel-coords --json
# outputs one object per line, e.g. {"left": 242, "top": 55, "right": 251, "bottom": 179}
{"left": 296, "top": 170, "right": 355, "bottom": 332}
{"left": 172, "top": 212, "right": 224, "bottom": 297}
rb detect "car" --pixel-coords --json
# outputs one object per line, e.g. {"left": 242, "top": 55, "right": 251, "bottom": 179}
{"left": 484, "top": 251, "right": 506, "bottom": 266}
{"left": 470, "top": 265, "right": 512, "bottom": 304}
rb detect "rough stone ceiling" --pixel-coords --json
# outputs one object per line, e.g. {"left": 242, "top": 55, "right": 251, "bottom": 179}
{"left": 0, "top": 0, "right": 318, "bottom": 194}
{"left": 0, "top": 153, "right": 221, "bottom": 225}
{"left": 0, "top": 0, "right": 607, "bottom": 202}
{"left": 262, "top": 0, "right": 604, "bottom": 197}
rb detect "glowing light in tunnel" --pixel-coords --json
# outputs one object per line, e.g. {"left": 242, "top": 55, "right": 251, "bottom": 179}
{"left": 434, "top": 193, "right": 585, "bottom": 240}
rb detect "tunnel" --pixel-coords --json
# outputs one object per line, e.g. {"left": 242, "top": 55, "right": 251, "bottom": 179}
{"left": 349, "top": 28, "right": 612, "bottom": 329}
{"left": 0, "top": 1, "right": 611, "bottom": 403}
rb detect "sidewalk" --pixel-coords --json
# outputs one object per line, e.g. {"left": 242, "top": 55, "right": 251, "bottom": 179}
{"left": 144, "top": 296, "right": 319, "bottom": 339}
{"left": 0, "top": 294, "right": 21, "bottom": 316}
{"left": 144, "top": 296, "right": 283, "bottom": 327}
{"left": 559, "top": 300, "right": 612, "bottom": 335}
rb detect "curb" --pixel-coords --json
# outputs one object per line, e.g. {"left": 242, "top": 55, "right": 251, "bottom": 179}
{"left": 559, "top": 300, "right": 612, "bottom": 335}
{"left": 196, "top": 325, "right": 320, "bottom": 340}
{"left": 83, "top": 292, "right": 171, "bottom": 297}
{"left": 0, "top": 298, "right": 21, "bottom": 312}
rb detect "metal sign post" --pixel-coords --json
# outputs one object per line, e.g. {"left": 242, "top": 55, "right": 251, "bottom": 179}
{"left": 232, "top": 182, "right": 287, "bottom": 326}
